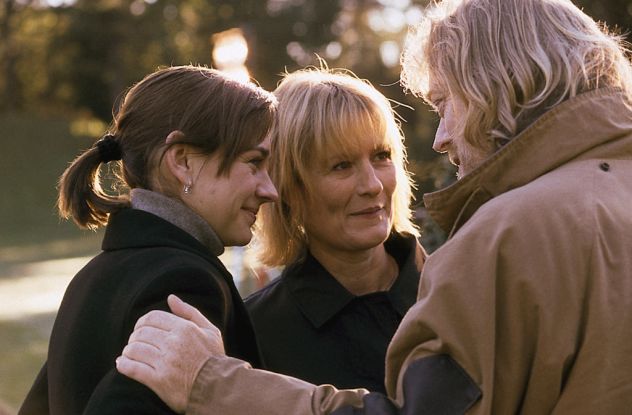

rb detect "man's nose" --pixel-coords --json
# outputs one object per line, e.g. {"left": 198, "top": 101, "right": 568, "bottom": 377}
{"left": 433, "top": 118, "right": 451, "bottom": 153}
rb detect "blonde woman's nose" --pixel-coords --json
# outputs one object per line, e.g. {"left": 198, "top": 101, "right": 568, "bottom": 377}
{"left": 357, "top": 162, "right": 383, "bottom": 196}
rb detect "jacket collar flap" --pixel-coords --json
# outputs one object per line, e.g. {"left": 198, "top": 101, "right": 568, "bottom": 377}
{"left": 286, "top": 234, "right": 423, "bottom": 328}
{"left": 285, "top": 254, "right": 355, "bottom": 328}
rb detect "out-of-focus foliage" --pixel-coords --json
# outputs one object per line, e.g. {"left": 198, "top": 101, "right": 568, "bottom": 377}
{"left": 1, "top": 0, "right": 631, "bottom": 251}
{"left": 2, "top": 0, "right": 631, "bottom": 141}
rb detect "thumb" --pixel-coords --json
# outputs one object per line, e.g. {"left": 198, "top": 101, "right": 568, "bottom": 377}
{"left": 167, "top": 294, "right": 214, "bottom": 330}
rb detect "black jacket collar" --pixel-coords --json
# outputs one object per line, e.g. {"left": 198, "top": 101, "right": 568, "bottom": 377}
{"left": 284, "top": 233, "right": 422, "bottom": 328}
{"left": 102, "top": 209, "right": 226, "bottom": 272}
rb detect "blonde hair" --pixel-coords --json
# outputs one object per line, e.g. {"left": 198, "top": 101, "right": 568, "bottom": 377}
{"left": 401, "top": 0, "right": 632, "bottom": 148}
{"left": 255, "top": 68, "right": 419, "bottom": 267}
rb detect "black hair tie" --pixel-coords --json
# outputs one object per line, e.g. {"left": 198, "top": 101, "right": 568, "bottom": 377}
{"left": 96, "top": 134, "right": 122, "bottom": 163}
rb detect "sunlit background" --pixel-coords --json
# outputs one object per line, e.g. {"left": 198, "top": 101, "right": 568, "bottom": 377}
{"left": 212, "top": 28, "right": 251, "bottom": 82}
{"left": 1, "top": 0, "right": 630, "bottom": 412}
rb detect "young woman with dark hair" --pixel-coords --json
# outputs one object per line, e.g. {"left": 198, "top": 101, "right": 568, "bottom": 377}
{"left": 19, "top": 65, "right": 278, "bottom": 415}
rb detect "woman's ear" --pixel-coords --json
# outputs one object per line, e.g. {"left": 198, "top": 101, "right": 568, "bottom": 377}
{"left": 166, "top": 130, "right": 186, "bottom": 144}
{"left": 162, "top": 130, "right": 193, "bottom": 187}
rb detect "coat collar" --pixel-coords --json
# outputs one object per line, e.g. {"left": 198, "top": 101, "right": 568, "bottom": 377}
{"left": 130, "top": 188, "right": 224, "bottom": 257}
{"left": 284, "top": 234, "right": 424, "bottom": 328}
{"left": 424, "top": 88, "right": 632, "bottom": 237}
{"left": 102, "top": 208, "right": 228, "bottom": 272}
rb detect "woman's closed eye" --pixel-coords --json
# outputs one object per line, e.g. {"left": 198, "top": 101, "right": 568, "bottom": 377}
{"left": 243, "top": 145, "right": 271, "bottom": 172}
{"left": 243, "top": 150, "right": 267, "bottom": 171}
{"left": 248, "top": 157, "right": 264, "bottom": 168}
{"left": 241, "top": 157, "right": 265, "bottom": 176}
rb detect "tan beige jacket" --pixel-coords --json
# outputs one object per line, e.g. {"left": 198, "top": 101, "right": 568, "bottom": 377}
{"left": 188, "top": 89, "right": 632, "bottom": 415}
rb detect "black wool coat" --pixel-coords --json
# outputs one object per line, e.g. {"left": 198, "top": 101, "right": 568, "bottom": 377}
{"left": 245, "top": 233, "right": 423, "bottom": 393}
{"left": 19, "top": 209, "right": 260, "bottom": 415}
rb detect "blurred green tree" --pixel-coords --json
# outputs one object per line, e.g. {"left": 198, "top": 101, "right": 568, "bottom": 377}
{"left": 1, "top": 0, "right": 630, "bottom": 252}
{"left": 0, "top": 0, "right": 31, "bottom": 111}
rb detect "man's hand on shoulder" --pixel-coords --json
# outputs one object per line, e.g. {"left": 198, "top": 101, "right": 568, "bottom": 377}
{"left": 116, "top": 295, "right": 225, "bottom": 413}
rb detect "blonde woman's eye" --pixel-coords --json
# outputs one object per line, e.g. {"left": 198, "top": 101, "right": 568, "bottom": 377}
{"left": 375, "top": 150, "right": 392, "bottom": 161}
{"left": 333, "top": 161, "right": 352, "bottom": 170}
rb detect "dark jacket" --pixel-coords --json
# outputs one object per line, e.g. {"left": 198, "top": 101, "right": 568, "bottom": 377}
{"left": 19, "top": 208, "right": 260, "bottom": 415}
{"left": 245, "top": 233, "right": 423, "bottom": 393}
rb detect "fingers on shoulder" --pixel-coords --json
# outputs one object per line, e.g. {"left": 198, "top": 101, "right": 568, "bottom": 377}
{"left": 134, "top": 309, "right": 181, "bottom": 331}
{"left": 116, "top": 355, "right": 155, "bottom": 383}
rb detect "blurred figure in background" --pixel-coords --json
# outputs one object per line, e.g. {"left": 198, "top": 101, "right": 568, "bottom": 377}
{"left": 19, "top": 65, "right": 277, "bottom": 415}
{"left": 245, "top": 68, "right": 424, "bottom": 393}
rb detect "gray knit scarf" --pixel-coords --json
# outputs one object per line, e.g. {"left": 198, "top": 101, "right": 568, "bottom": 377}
{"left": 130, "top": 188, "right": 224, "bottom": 257}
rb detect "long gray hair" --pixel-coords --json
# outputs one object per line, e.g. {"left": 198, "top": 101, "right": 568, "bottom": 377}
{"left": 401, "top": 0, "right": 632, "bottom": 148}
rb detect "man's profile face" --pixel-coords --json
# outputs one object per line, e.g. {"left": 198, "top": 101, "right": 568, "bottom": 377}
{"left": 428, "top": 80, "right": 495, "bottom": 179}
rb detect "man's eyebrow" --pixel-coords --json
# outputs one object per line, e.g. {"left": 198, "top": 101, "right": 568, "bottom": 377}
{"left": 427, "top": 90, "right": 442, "bottom": 104}
{"left": 426, "top": 93, "right": 445, "bottom": 113}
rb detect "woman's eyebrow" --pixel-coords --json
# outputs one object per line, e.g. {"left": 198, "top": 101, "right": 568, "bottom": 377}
{"left": 254, "top": 147, "right": 270, "bottom": 157}
{"left": 249, "top": 146, "right": 270, "bottom": 158}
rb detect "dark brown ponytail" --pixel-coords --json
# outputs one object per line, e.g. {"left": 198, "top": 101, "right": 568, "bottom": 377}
{"left": 57, "top": 138, "right": 129, "bottom": 230}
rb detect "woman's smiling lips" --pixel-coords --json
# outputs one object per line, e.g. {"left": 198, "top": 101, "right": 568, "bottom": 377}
{"left": 350, "top": 206, "right": 384, "bottom": 218}
{"left": 243, "top": 207, "right": 258, "bottom": 223}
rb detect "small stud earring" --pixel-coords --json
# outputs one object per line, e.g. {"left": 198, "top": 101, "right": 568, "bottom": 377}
{"left": 183, "top": 182, "right": 192, "bottom": 194}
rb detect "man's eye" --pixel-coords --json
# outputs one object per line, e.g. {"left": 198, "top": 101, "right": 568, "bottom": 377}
{"left": 433, "top": 99, "right": 445, "bottom": 118}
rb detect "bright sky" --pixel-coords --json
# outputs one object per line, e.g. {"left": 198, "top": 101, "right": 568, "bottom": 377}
{"left": 44, "top": 0, "right": 77, "bottom": 6}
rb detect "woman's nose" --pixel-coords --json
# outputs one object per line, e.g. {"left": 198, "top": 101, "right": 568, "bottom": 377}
{"left": 433, "top": 118, "right": 451, "bottom": 153}
{"left": 358, "top": 163, "right": 383, "bottom": 196}
{"left": 258, "top": 171, "right": 278, "bottom": 202}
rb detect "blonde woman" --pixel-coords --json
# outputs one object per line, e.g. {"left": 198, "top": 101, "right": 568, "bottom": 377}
{"left": 244, "top": 68, "right": 424, "bottom": 393}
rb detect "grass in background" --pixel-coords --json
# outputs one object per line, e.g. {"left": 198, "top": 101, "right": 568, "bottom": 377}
{"left": 0, "top": 112, "right": 103, "bottom": 248}
{"left": 0, "top": 314, "right": 55, "bottom": 412}
{"left": 0, "top": 112, "right": 103, "bottom": 412}
{"left": 0, "top": 113, "right": 274, "bottom": 412}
